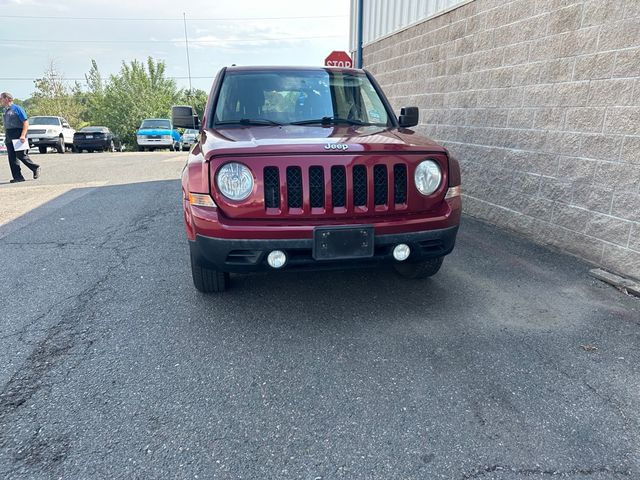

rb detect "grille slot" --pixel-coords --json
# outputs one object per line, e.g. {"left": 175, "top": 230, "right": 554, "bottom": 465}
{"left": 287, "top": 167, "right": 303, "bottom": 208}
{"left": 309, "top": 166, "right": 324, "bottom": 208}
{"left": 331, "top": 166, "right": 346, "bottom": 208}
{"left": 353, "top": 165, "right": 367, "bottom": 207}
{"left": 393, "top": 164, "right": 407, "bottom": 204}
{"left": 373, "top": 165, "right": 388, "bottom": 206}
{"left": 264, "top": 167, "right": 280, "bottom": 208}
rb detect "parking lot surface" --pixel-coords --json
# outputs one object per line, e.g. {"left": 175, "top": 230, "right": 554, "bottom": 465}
{"left": 1, "top": 152, "right": 639, "bottom": 479}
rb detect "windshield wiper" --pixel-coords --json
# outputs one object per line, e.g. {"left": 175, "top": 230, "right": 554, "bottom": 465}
{"left": 290, "top": 116, "right": 372, "bottom": 126}
{"left": 216, "top": 118, "right": 283, "bottom": 126}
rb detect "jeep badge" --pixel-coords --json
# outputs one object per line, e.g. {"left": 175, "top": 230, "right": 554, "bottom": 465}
{"left": 324, "top": 143, "right": 349, "bottom": 151}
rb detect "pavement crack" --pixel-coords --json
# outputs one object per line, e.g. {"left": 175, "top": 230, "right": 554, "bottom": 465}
{"left": 0, "top": 204, "right": 175, "bottom": 473}
{"left": 461, "top": 464, "right": 632, "bottom": 478}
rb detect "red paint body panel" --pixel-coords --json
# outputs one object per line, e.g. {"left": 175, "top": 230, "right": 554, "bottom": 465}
{"left": 182, "top": 125, "right": 461, "bottom": 240}
{"left": 189, "top": 197, "right": 460, "bottom": 240}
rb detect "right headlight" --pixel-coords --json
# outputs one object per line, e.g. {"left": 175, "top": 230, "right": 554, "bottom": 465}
{"left": 414, "top": 160, "right": 442, "bottom": 196}
{"left": 216, "top": 162, "right": 254, "bottom": 201}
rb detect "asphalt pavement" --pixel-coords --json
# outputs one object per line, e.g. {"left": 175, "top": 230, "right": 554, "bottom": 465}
{"left": 1, "top": 152, "right": 639, "bottom": 479}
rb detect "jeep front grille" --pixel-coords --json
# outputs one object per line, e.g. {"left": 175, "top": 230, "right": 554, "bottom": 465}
{"left": 331, "top": 166, "right": 346, "bottom": 208}
{"left": 263, "top": 162, "right": 409, "bottom": 214}
{"left": 264, "top": 167, "right": 280, "bottom": 209}
{"left": 373, "top": 165, "right": 388, "bottom": 206}
{"left": 309, "top": 166, "right": 324, "bottom": 208}
{"left": 286, "top": 167, "right": 303, "bottom": 208}
{"left": 394, "top": 164, "right": 407, "bottom": 204}
{"left": 353, "top": 165, "right": 367, "bottom": 207}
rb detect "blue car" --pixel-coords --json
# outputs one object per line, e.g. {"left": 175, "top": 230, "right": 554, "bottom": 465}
{"left": 136, "top": 118, "right": 182, "bottom": 151}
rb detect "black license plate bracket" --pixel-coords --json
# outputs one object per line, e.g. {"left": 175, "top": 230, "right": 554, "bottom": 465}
{"left": 313, "top": 225, "right": 374, "bottom": 260}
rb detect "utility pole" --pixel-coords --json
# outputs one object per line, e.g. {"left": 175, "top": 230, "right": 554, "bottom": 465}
{"left": 183, "top": 12, "right": 193, "bottom": 94}
{"left": 357, "top": 0, "right": 363, "bottom": 68}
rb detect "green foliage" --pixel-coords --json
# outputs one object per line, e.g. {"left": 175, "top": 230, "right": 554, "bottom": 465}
{"left": 12, "top": 57, "right": 210, "bottom": 147}
{"left": 29, "top": 62, "right": 86, "bottom": 128}
{"left": 178, "top": 88, "right": 209, "bottom": 119}
{"left": 92, "top": 57, "right": 182, "bottom": 146}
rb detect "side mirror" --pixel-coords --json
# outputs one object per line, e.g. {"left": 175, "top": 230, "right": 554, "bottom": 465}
{"left": 172, "top": 105, "right": 200, "bottom": 129}
{"left": 63, "top": 123, "right": 71, "bottom": 128}
{"left": 398, "top": 107, "right": 419, "bottom": 128}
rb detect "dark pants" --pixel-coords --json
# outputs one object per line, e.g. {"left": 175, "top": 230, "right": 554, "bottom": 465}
{"left": 5, "top": 128, "right": 39, "bottom": 181}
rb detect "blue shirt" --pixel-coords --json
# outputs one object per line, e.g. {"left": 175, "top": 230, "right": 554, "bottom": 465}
{"left": 3, "top": 104, "right": 28, "bottom": 130}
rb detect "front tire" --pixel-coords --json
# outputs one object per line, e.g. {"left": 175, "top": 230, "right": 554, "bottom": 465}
{"left": 38, "top": 146, "right": 47, "bottom": 154}
{"left": 137, "top": 145, "right": 145, "bottom": 152}
{"left": 394, "top": 256, "right": 444, "bottom": 279}
{"left": 190, "top": 251, "right": 229, "bottom": 293}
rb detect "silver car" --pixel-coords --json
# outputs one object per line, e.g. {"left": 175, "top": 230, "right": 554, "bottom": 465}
{"left": 180, "top": 128, "right": 199, "bottom": 151}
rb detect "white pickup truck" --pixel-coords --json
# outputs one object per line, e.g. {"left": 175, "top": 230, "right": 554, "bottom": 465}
{"left": 27, "top": 116, "right": 75, "bottom": 153}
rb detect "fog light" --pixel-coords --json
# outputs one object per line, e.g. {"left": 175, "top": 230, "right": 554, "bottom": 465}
{"left": 267, "top": 250, "right": 287, "bottom": 268}
{"left": 393, "top": 244, "right": 411, "bottom": 261}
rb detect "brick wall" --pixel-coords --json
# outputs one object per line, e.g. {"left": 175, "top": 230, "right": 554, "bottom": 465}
{"left": 363, "top": 0, "right": 640, "bottom": 280}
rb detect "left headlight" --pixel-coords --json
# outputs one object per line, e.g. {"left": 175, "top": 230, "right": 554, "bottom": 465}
{"left": 414, "top": 160, "right": 442, "bottom": 196}
{"left": 216, "top": 162, "right": 254, "bottom": 201}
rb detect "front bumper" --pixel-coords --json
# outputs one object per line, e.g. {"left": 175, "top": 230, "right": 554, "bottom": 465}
{"left": 137, "top": 137, "right": 173, "bottom": 147}
{"left": 190, "top": 226, "right": 458, "bottom": 273}
{"left": 29, "top": 135, "right": 59, "bottom": 146}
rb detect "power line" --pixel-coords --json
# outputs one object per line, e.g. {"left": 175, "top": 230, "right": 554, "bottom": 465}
{"left": 0, "top": 76, "right": 215, "bottom": 81}
{"left": 0, "top": 14, "right": 347, "bottom": 21}
{"left": 0, "top": 34, "right": 343, "bottom": 44}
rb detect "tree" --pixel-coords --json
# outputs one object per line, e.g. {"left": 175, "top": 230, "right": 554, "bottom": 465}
{"left": 83, "top": 59, "right": 106, "bottom": 127}
{"left": 99, "top": 57, "right": 181, "bottom": 146}
{"left": 29, "top": 61, "right": 85, "bottom": 127}
{"left": 178, "top": 88, "right": 209, "bottom": 119}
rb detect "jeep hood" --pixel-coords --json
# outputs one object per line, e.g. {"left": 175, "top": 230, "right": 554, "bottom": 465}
{"left": 201, "top": 125, "right": 446, "bottom": 158}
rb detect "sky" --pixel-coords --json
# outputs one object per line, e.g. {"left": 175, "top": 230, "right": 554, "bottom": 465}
{"left": 0, "top": 0, "right": 352, "bottom": 99}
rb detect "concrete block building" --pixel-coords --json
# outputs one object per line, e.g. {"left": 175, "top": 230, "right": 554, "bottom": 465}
{"left": 350, "top": 0, "right": 640, "bottom": 280}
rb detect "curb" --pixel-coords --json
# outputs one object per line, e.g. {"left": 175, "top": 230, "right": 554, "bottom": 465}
{"left": 589, "top": 268, "right": 640, "bottom": 298}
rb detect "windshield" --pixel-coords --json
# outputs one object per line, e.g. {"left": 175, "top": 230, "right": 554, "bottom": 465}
{"left": 30, "top": 117, "right": 61, "bottom": 126}
{"left": 140, "top": 119, "right": 171, "bottom": 129}
{"left": 80, "top": 127, "right": 108, "bottom": 133}
{"left": 213, "top": 70, "right": 390, "bottom": 127}
{"left": 183, "top": 129, "right": 198, "bottom": 135}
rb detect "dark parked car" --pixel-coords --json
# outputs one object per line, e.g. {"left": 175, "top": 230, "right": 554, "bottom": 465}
{"left": 73, "top": 127, "right": 122, "bottom": 153}
{"left": 174, "top": 66, "right": 462, "bottom": 293}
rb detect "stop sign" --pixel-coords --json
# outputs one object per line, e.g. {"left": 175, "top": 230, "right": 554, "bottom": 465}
{"left": 325, "top": 51, "right": 353, "bottom": 68}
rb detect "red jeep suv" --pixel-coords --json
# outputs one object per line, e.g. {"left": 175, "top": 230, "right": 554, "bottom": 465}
{"left": 173, "top": 66, "right": 461, "bottom": 292}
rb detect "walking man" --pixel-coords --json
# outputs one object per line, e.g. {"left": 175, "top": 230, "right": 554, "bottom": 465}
{"left": 1, "top": 92, "right": 40, "bottom": 183}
